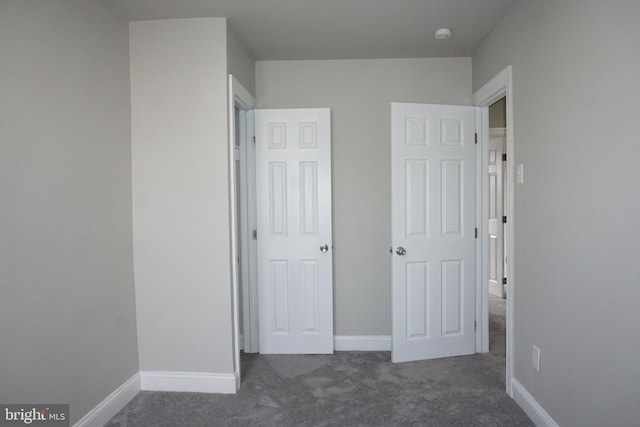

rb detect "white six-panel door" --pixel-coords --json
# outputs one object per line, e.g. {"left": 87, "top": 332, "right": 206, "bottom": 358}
{"left": 488, "top": 129, "right": 506, "bottom": 298}
{"left": 391, "top": 103, "right": 476, "bottom": 363}
{"left": 255, "top": 108, "right": 333, "bottom": 354}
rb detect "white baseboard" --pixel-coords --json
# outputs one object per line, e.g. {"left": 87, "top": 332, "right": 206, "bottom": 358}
{"left": 334, "top": 335, "right": 391, "bottom": 351}
{"left": 140, "top": 371, "right": 238, "bottom": 394}
{"left": 512, "top": 379, "right": 559, "bottom": 427}
{"left": 74, "top": 373, "right": 140, "bottom": 427}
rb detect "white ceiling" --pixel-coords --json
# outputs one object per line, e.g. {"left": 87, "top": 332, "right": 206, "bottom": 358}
{"left": 110, "top": 0, "right": 517, "bottom": 60}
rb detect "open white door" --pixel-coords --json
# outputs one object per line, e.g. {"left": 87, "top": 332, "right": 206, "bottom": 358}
{"left": 488, "top": 128, "right": 506, "bottom": 298}
{"left": 255, "top": 108, "right": 333, "bottom": 354}
{"left": 391, "top": 103, "right": 476, "bottom": 363}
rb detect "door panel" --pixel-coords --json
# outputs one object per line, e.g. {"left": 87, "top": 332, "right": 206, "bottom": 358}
{"left": 488, "top": 130, "right": 505, "bottom": 298}
{"left": 391, "top": 103, "right": 476, "bottom": 363}
{"left": 442, "top": 160, "right": 463, "bottom": 236}
{"left": 405, "top": 160, "right": 428, "bottom": 237}
{"left": 406, "top": 261, "right": 429, "bottom": 339}
{"left": 255, "top": 109, "right": 333, "bottom": 354}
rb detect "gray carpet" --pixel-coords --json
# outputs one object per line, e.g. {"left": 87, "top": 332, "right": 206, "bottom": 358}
{"left": 107, "top": 295, "right": 531, "bottom": 426}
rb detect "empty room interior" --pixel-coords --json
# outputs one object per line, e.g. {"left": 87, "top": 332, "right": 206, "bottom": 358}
{"left": 1, "top": 1, "right": 639, "bottom": 426}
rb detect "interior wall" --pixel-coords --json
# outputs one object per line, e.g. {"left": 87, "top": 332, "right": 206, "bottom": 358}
{"left": 130, "top": 18, "right": 234, "bottom": 373}
{"left": 256, "top": 58, "right": 472, "bottom": 336}
{"left": 0, "top": 1, "right": 138, "bottom": 424}
{"left": 227, "top": 29, "right": 256, "bottom": 96}
{"left": 472, "top": 1, "right": 640, "bottom": 425}
{"left": 489, "top": 97, "right": 506, "bottom": 128}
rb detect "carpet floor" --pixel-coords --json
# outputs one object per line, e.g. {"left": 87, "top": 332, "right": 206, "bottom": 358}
{"left": 107, "top": 295, "right": 531, "bottom": 426}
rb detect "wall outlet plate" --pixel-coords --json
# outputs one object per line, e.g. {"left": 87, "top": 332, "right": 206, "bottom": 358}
{"left": 532, "top": 344, "right": 541, "bottom": 372}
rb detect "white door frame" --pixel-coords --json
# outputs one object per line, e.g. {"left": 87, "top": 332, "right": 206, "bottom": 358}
{"left": 472, "top": 66, "right": 515, "bottom": 396}
{"left": 229, "top": 75, "right": 256, "bottom": 389}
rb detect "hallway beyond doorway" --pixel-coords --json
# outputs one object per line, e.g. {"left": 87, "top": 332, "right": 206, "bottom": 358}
{"left": 489, "top": 293, "right": 507, "bottom": 384}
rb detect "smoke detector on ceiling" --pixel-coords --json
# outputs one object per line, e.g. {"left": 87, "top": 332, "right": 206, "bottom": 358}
{"left": 434, "top": 28, "right": 452, "bottom": 40}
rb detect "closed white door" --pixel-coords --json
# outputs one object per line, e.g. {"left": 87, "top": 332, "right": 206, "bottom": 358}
{"left": 391, "top": 103, "right": 476, "bottom": 363}
{"left": 488, "top": 129, "right": 506, "bottom": 298}
{"left": 255, "top": 108, "right": 333, "bottom": 354}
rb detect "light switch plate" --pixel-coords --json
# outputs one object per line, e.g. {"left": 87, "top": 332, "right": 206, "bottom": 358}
{"left": 517, "top": 163, "right": 524, "bottom": 183}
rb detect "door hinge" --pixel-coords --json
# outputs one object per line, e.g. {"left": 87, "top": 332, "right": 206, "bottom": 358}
{"left": 502, "top": 153, "right": 507, "bottom": 161}
{"left": 252, "top": 229, "right": 257, "bottom": 240}
{"left": 474, "top": 132, "right": 478, "bottom": 144}
{"left": 502, "top": 216, "right": 507, "bottom": 224}
{"left": 474, "top": 227, "right": 478, "bottom": 239}
{"left": 474, "top": 320, "right": 477, "bottom": 331}
{"left": 252, "top": 136, "right": 256, "bottom": 145}
{"left": 502, "top": 277, "right": 507, "bottom": 285}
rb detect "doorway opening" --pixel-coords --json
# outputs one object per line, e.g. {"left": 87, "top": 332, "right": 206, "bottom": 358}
{"left": 229, "top": 76, "right": 257, "bottom": 389}
{"left": 487, "top": 97, "right": 508, "bottom": 385}
{"left": 230, "top": 78, "right": 335, "bottom": 385}
{"left": 472, "top": 66, "right": 515, "bottom": 396}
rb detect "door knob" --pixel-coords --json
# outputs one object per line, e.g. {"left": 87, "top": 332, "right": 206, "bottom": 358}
{"left": 396, "top": 246, "right": 406, "bottom": 256}
{"left": 320, "top": 244, "right": 329, "bottom": 253}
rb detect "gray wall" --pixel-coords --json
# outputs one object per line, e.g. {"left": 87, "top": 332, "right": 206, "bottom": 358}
{"left": 228, "top": 29, "right": 256, "bottom": 96}
{"left": 130, "top": 18, "right": 235, "bottom": 374}
{"left": 473, "top": 1, "right": 640, "bottom": 426}
{"left": 489, "top": 97, "right": 506, "bottom": 128}
{"left": 256, "top": 58, "right": 472, "bottom": 335}
{"left": 0, "top": 1, "right": 138, "bottom": 424}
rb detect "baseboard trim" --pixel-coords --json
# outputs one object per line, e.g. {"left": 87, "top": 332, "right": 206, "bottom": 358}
{"left": 140, "top": 371, "right": 237, "bottom": 394}
{"left": 74, "top": 373, "right": 140, "bottom": 427}
{"left": 512, "top": 379, "right": 559, "bottom": 427}
{"left": 334, "top": 335, "right": 391, "bottom": 351}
